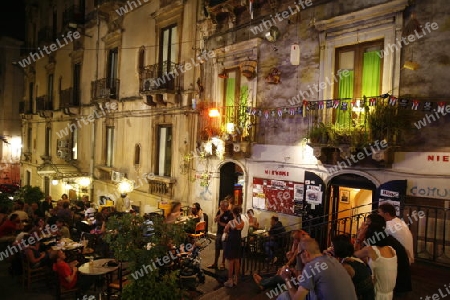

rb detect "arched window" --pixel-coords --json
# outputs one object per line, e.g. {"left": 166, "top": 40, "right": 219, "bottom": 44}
{"left": 138, "top": 46, "right": 145, "bottom": 72}
{"left": 134, "top": 143, "right": 141, "bottom": 166}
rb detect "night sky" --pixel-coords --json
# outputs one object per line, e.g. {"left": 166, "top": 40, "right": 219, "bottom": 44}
{"left": 0, "top": 0, "right": 25, "bottom": 40}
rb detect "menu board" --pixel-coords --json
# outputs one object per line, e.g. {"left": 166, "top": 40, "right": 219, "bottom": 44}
{"left": 252, "top": 177, "right": 304, "bottom": 216}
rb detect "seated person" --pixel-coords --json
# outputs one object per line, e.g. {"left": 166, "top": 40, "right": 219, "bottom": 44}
{"left": 0, "top": 213, "right": 21, "bottom": 238}
{"left": 191, "top": 202, "right": 204, "bottom": 222}
{"left": 253, "top": 230, "right": 309, "bottom": 290}
{"left": 53, "top": 250, "right": 94, "bottom": 292}
{"left": 247, "top": 209, "right": 259, "bottom": 231}
{"left": 264, "top": 216, "right": 286, "bottom": 263}
{"left": 56, "top": 218, "right": 71, "bottom": 239}
{"left": 24, "top": 237, "right": 51, "bottom": 268}
{"left": 90, "top": 213, "right": 106, "bottom": 235}
{"left": 164, "top": 201, "right": 182, "bottom": 224}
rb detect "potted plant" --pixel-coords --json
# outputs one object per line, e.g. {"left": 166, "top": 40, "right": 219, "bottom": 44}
{"left": 307, "top": 122, "right": 329, "bottom": 145}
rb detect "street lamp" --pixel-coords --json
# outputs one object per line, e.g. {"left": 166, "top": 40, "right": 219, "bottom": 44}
{"left": 117, "top": 178, "right": 134, "bottom": 212}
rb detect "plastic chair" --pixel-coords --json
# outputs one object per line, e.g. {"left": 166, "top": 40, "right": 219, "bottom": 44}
{"left": 188, "top": 221, "right": 206, "bottom": 239}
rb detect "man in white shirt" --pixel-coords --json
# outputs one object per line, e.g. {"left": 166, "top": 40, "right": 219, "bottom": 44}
{"left": 378, "top": 203, "right": 414, "bottom": 264}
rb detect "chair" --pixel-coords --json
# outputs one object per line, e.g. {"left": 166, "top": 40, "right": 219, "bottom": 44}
{"left": 21, "top": 253, "right": 50, "bottom": 291}
{"left": 107, "top": 262, "right": 130, "bottom": 300}
{"left": 188, "top": 221, "right": 206, "bottom": 240}
{"left": 54, "top": 270, "right": 79, "bottom": 300}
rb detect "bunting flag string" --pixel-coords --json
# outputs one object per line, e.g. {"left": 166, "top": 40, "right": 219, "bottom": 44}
{"left": 242, "top": 95, "right": 447, "bottom": 119}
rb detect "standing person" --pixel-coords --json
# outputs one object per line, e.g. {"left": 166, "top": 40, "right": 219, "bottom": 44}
{"left": 207, "top": 199, "right": 233, "bottom": 270}
{"left": 356, "top": 213, "right": 412, "bottom": 298}
{"left": 238, "top": 206, "right": 249, "bottom": 241}
{"left": 378, "top": 203, "right": 414, "bottom": 264}
{"left": 223, "top": 205, "right": 244, "bottom": 287}
{"left": 354, "top": 226, "right": 398, "bottom": 300}
{"left": 278, "top": 238, "right": 358, "bottom": 300}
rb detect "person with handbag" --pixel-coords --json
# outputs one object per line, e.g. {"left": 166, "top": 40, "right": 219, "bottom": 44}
{"left": 223, "top": 205, "right": 244, "bottom": 287}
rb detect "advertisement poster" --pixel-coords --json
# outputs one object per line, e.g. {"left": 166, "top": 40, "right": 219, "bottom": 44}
{"left": 253, "top": 177, "right": 303, "bottom": 216}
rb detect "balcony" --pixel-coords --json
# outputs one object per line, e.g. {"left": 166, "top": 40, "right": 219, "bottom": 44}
{"left": 63, "top": 5, "right": 85, "bottom": 28}
{"left": 91, "top": 78, "right": 120, "bottom": 101}
{"left": 147, "top": 176, "right": 176, "bottom": 197}
{"left": 60, "top": 87, "right": 80, "bottom": 108}
{"left": 37, "top": 27, "right": 53, "bottom": 43}
{"left": 139, "top": 61, "right": 181, "bottom": 93}
{"left": 36, "top": 95, "right": 53, "bottom": 111}
{"left": 18, "top": 101, "right": 32, "bottom": 114}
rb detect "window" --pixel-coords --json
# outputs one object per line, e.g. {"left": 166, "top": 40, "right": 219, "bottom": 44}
{"left": 106, "top": 126, "right": 114, "bottom": 167}
{"left": 45, "top": 126, "right": 52, "bottom": 156}
{"left": 48, "top": 74, "right": 54, "bottom": 103}
{"left": 72, "top": 127, "right": 78, "bottom": 160}
{"left": 159, "top": 25, "right": 178, "bottom": 80}
{"left": 333, "top": 40, "right": 383, "bottom": 128}
{"left": 73, "top": 63, "right": 81, "bottom": 106}
{"left": 52, "top": 10, "right": 57, "bottom": 40}
{"left": 134, "top": 144, "right": 141, "bottom": 166}
{"left": 28, "top": 82, "right": 34, "bottom": 113}
{"left": 138, "top": 47, "right": 145, "bottom": 72}
{"left": 107, "top": 48, "right": 118, "bottom": 98}
{"left": 25, "top": 170, "right": 31, "bottom": 186}
{"left": 156, "top": 125, "right": 172, "bottom": 177}
{"left": 27, "top": 127, "right": 32, "bottom": 152}
{"left": 222, "top": 68, "right": 250, "bottom": 136}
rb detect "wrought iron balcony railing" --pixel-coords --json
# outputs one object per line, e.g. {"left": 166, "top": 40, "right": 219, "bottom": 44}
{"left": 139, "top": 61, "right": 181, "bottom": 93}
{"left": 36, "top": 95, "right": 53, "bottom": 111}
{"left": 91, "top": 78, "right": 120, "bottom": 101}
{"left": 60, "top": 87, "right": 80, "bottom": 108}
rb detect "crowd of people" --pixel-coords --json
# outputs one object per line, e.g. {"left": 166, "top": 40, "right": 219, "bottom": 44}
{"left": 247, "top": 202, "right": 413, "bottom": 300}
{"left": 0, "top": 194, "right": 113, "bottom": 294}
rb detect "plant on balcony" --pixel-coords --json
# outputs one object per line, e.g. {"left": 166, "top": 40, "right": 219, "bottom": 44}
{"left": 328, "top": 123, "right": 352, "bottom": 146}
{"left": 307, "top": 122, "right": 329, "bottom": 144}
{"left": 368, "top": 102, "right": 408, "bottom": 144}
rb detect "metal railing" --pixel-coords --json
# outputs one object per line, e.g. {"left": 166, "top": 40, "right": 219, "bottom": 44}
{"left": 91, "top": 78, "right": 120, "bottom": 100}
{"left": 239, "top": 201, "right": 450, "bottom": 275}
{"left": 36, "top": 95, "right": 53, "bottom": 111}
{"left": 139, "top": 61, "right": 182, "bottom": 92}
{"left": 60, "top": 87, "right": 80, "bottom": 108}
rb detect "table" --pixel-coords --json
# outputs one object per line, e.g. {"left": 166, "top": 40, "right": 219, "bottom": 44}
{"left": 78, "top": 258, "right": 118, "bottom": 276}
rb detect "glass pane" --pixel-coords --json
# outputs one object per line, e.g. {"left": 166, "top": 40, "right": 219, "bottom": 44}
{"left": 158, "top": 126, "right": 172, "bottom": 176}
{"left": 171, "top": 26, "right": 178, "bottom": 63}
{"left": 106, "top": 127, "right": 114, "bottom": 167}
{"left": 72, "top": 127, "right": 78, "bottom": 160}
{"left": 339, "top": 51, "right": 354, "bottom": 70}
{"left": 162, "top": 29, "right": 169, "bottom": 63}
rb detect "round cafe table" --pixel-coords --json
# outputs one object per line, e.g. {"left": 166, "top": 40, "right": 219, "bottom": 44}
{"left": 78, "top": 258, "right": 118, "bottom": 275}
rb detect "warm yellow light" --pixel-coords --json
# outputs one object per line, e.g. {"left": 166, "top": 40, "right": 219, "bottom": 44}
{"left": 52, "top": 179, "right": 59, "bottom": 185}
{"left": 117, "top": 179, "right": 134, "bottom": 194}
{"left": 77, "top": 177, "right": 92, "bottom": 187}
{"left": 208, "top": 108, "right": 220, "bottom": 117}
{"left": 226, "top": 123, "right": 235, "bottom": 133}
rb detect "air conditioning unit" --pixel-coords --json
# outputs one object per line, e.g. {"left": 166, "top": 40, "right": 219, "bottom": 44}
{"left": 57, "top": 149, "right": 69, "bottom": 159}
{"left": 57, "top": 139, "right": 69, "bottom": 148}
{"left": 111, "top": 171, "right": 124, "bottom": 183}
{"left": 100, "top": 88, "right": 111, "bottom": 98}
{"left": 142, "top": 78, "right": 156, "bottom": 91}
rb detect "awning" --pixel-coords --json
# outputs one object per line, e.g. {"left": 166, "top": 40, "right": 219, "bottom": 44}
{"left": 36, "top": 163, "right": 89, "bottom": 179}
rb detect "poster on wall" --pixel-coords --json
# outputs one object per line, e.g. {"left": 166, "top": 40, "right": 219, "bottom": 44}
{"left": 305, "top": 185, "right": 322, "bottom": 205}
{"left": 253, "top": 177, "right": 304, "bottom": 216}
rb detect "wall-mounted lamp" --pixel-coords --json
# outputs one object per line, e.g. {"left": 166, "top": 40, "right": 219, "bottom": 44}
{"left": 208, "top": 108, "right": 220, "bottom": 118}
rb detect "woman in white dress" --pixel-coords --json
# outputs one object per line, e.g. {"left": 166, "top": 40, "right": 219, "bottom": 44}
{"left": 354, "top": 227, "right": 398, "bottom": 300}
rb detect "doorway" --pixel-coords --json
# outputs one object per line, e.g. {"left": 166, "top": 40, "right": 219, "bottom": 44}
{"left": 219, "top": 162, "right": 244, "bottom": 206}
{"left": 328, "top": 173, "right": 378, "bottom": 239}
